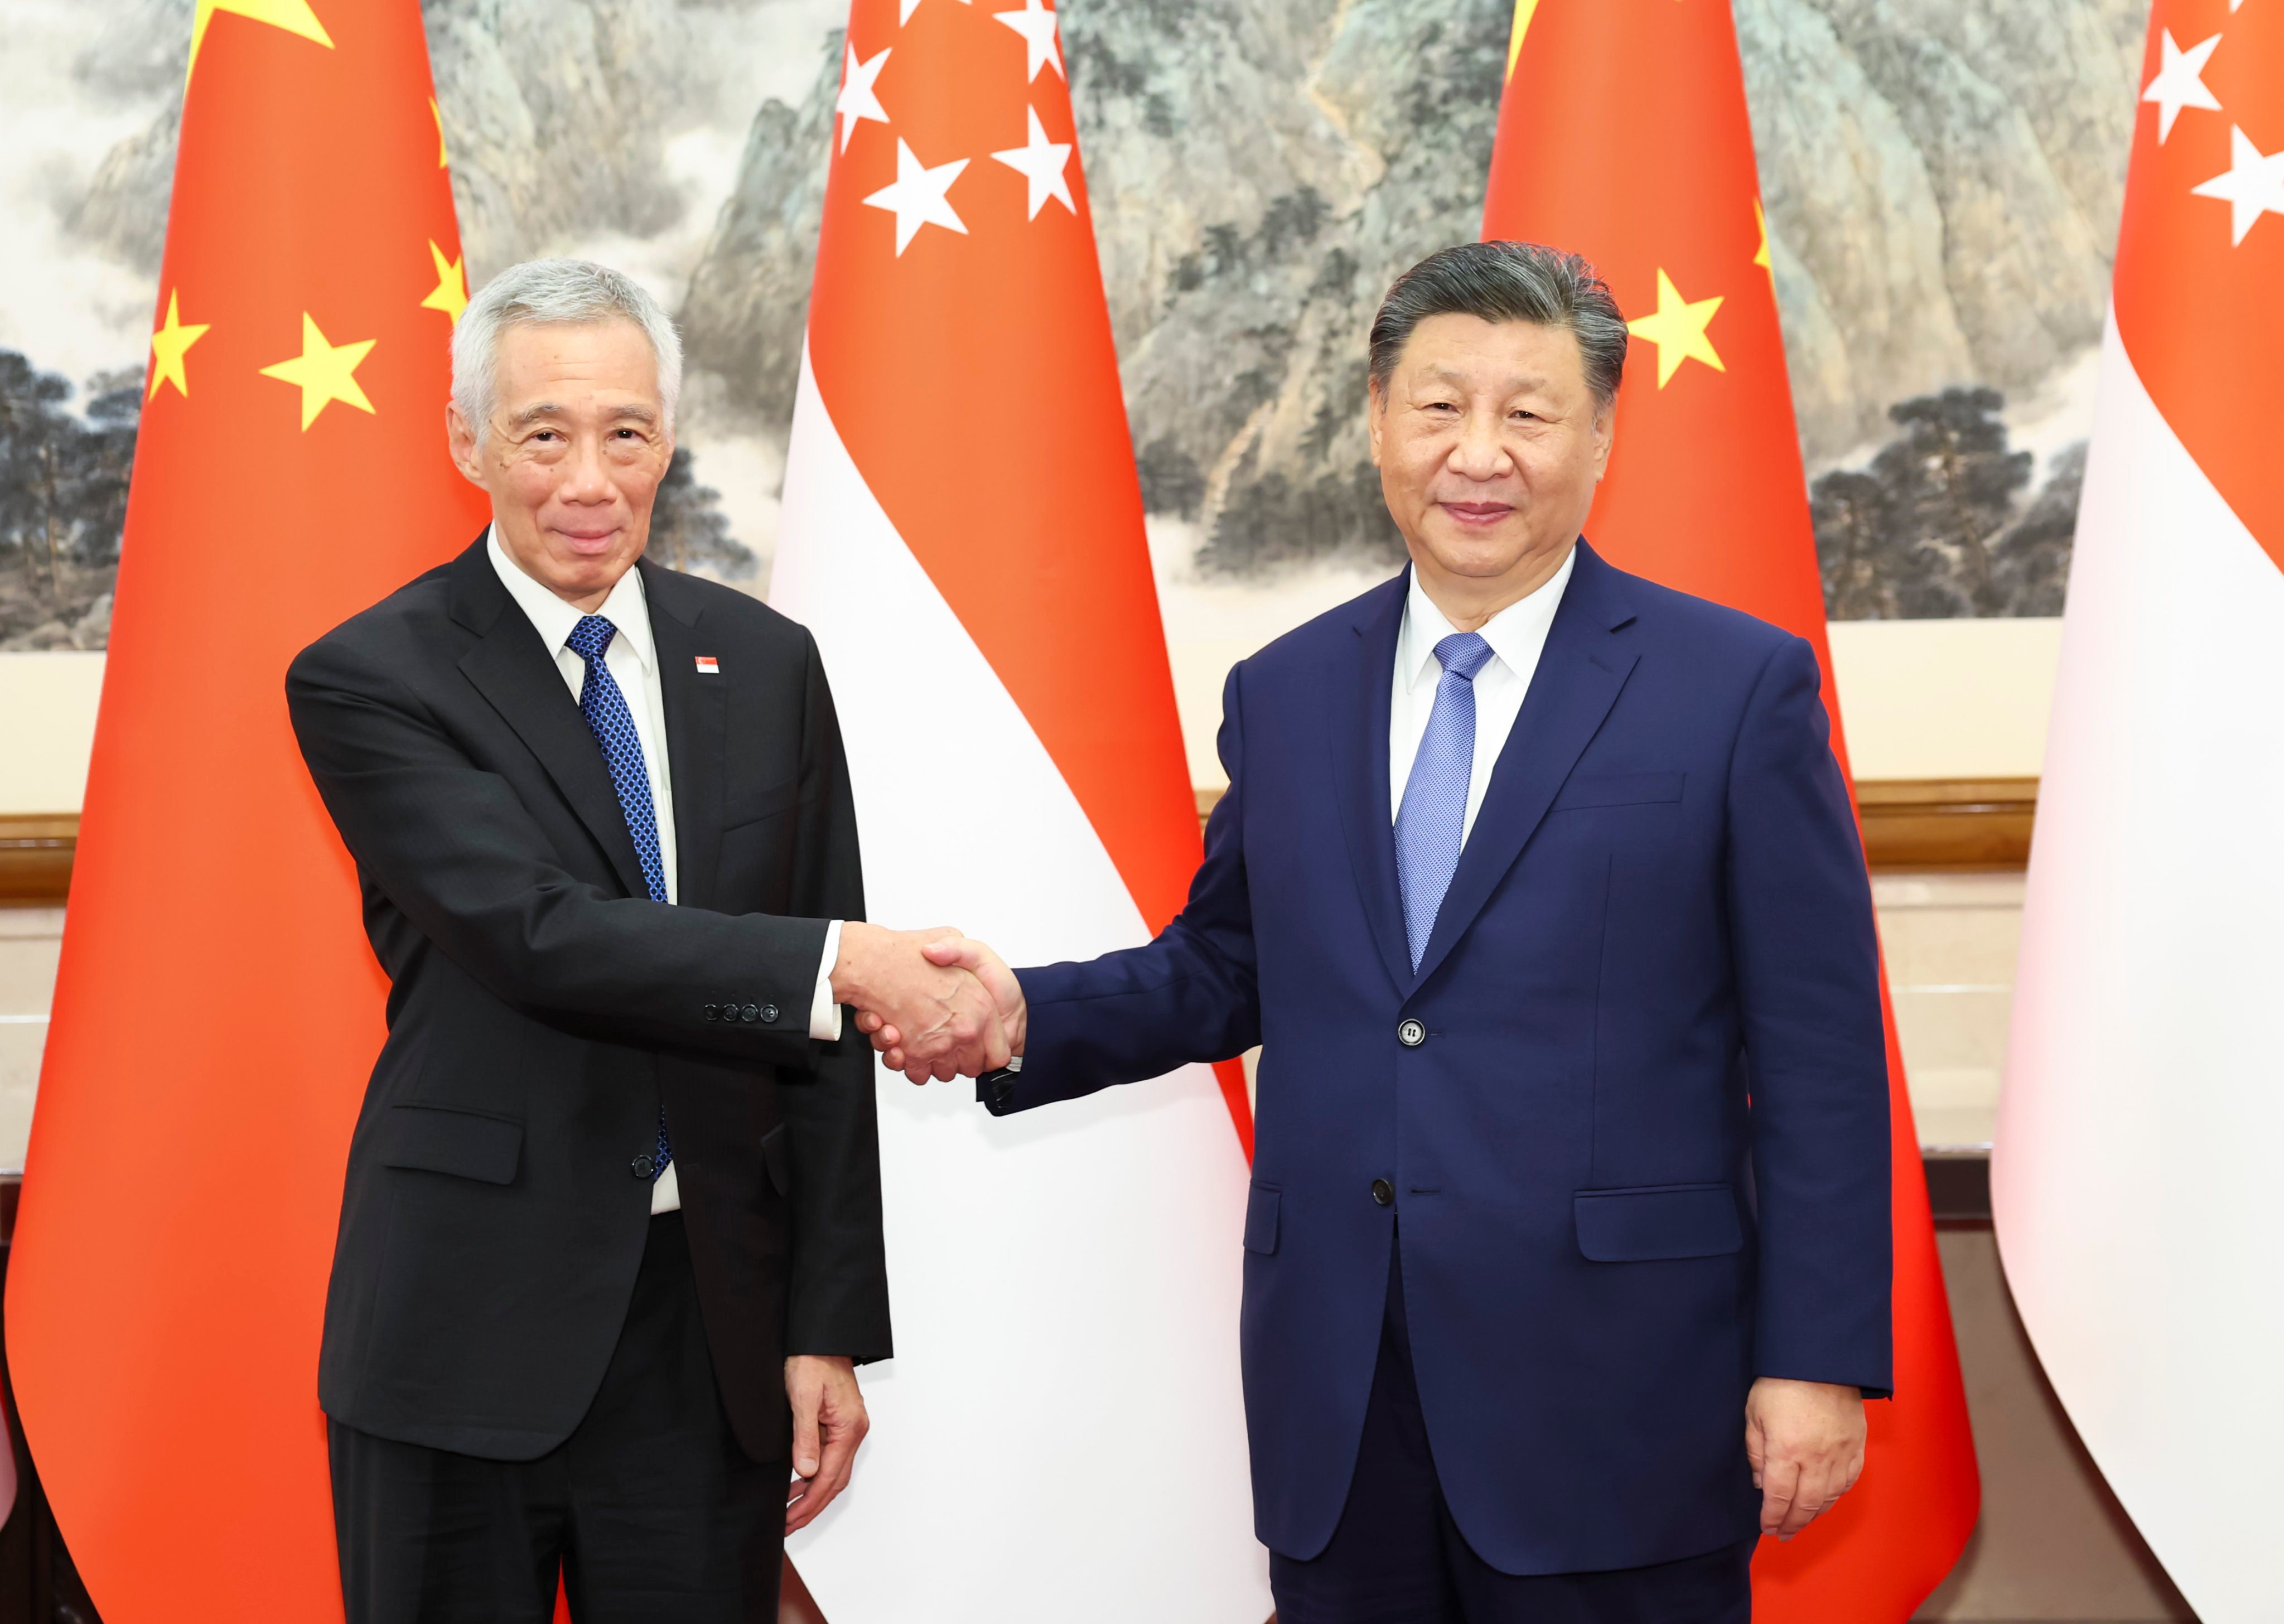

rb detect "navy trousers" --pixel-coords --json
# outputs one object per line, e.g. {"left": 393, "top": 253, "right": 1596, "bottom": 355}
{"left": 1269, "top": 1241, "right": 1754, "bottom": 1624}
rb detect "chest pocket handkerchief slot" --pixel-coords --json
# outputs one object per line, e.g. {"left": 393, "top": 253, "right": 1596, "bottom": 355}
{"left": 1550, "top": 771, "right": 1686, "bottom": 812}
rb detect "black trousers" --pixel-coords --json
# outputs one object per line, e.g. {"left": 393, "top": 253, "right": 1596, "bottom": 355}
{"left": 330, "top": 1214, "right": 785, "bottom": 1624}
{"left": 1269, "top": 1242, "right": 1753, "bottom": 1624}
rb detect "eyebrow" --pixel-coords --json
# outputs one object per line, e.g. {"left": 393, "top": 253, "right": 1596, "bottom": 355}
{"left": 504, "top": 402, "right": 660, "bottom": 429}
{"left": 1417, "top": 365, "right": 1552, "bottom": 393}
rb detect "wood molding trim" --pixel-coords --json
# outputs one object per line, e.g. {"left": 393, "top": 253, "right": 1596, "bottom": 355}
{"left": 0, "top": 815, "right": 75, "bottom": 906}
{"left": 2, "top": 779, "right": 2037, "bottom": 907}
{"left": 1197, "top": 776, "right": 2037, "bottom": 872}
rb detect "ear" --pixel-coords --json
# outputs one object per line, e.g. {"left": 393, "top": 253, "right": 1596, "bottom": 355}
{"left": 1366, "top": 376, "right": 1386, "bottom": 468}
{"left": 1589, "top": 398, "right": 1616, "bottom": 482}
{"left": 445, "top": 401, "right": 485, "bottom": 486}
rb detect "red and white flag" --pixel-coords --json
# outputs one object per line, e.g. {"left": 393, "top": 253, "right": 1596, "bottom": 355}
{"left": 1998, "top": 3, "right": 2284, "bottom": 1617}
{"left": 769, "top": 0, "right": 1267, "bottom": 1616}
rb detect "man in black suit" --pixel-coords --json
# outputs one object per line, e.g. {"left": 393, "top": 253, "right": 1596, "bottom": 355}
{"left": 288, "top": 258, "right": 1010, "bottom": 1622}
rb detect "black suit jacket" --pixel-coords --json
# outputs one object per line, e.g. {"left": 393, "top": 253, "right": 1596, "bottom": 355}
{"left": 287, "top": 536, "right": 890, "bottom": 1463}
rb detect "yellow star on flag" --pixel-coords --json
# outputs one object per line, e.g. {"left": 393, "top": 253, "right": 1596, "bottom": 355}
{"left": 431, "top": 98, "right": 449, "bottom": 168}
{"left": 421, "top": 241, "right": 469, "bottom": 325}
{"left": 188, "top": 0, "right": 332, "bottom": 84}
{"left": 1752, "top": 200, "right": 1773, "bottom": 274}
{"left": 148, "top": 290, "right": 211, "bottom": 402}
{"left": 1627, "top": 268, "right": 1725, "bottom": 389}
{"left": 259, "top": 313, "right": 377, "bottom": 430}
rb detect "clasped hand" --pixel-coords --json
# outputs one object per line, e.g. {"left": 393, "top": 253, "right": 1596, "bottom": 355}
{"left": 832, "top": 925, "right": 1025, "bottom": 1082}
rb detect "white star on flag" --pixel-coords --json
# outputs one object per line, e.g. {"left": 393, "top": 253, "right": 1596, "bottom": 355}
{"left": 2141, "top": 30, "right": 2223, "bottom": 142}
{"left": 863, "top": 138, "right": 970, "bottom": 255}
{"left": 993, "top": 0, "right": 1064, "bottom": 82}
{"left": 899, "top": 0, "right": 971, "bottom": 24}
{"left": 2190, "top": 125, "right": 2284, "bottom": 245}
{"left": 836, "top": 44, "right": 892, "bottom": 154}
{"left": 992, "top": 105, "right": 1075, "bottom": 219}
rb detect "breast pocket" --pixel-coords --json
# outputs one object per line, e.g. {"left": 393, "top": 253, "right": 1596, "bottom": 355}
{"left": 1550, "top": 771, "right": 1686, "bottom": 813}
{"left": 724, "top": 777, "right": 800, "bottom": 833}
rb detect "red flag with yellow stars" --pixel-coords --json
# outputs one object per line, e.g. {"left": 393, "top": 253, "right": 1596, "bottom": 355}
{"left": 4, "top": 1, "right": 484, "bottom": 1616}
{"left": 1483, "top": 1, "right": 1979, "bottom": 1616}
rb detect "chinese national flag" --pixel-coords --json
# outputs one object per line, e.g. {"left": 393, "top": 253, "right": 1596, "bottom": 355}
{"left": 1484, "top": 1, "right": 1979, "bottom": 1616}
{"left": 4, "top": 2, "right": 485, "bottom": 1617}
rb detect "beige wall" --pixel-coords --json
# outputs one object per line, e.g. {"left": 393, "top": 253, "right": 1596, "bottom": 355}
{"left": 0, "top": 651, "right": 104, "bottom": 814}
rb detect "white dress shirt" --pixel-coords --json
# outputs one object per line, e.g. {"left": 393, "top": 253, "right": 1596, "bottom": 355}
{"left": 1389, "top": 545, "right": 1577, "bottom": 846}
{"left": 486, "top": 530, "right": 843, "bottom": 1215}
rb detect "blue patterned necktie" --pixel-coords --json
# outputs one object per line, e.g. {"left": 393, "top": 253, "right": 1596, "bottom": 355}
{"left": 566, "top": 614, "right": 673, "bottom": 1181}
{"left": 1394, "top": 631, "right": 1495, "bottom": 970}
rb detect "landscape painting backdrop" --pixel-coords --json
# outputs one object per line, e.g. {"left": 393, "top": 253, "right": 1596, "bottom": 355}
{"left": 1, "top": 0, "right": 2148, "bottom": 655}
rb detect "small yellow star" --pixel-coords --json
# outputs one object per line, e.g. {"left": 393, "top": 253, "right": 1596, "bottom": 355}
{"left": 188, "top": 0, "right": 332, "bottom": 84}
{"left": 147, "top": 289, "right": 211, "bottom": 402}
{"left": 430, "top": 98, "right": 449, "bottom": 168}
{"left": 1506, "top": 0, "right": 1540, "bottom": 79}
{"left": 421, "top": 241, "right": 469, "bottom": 325}
{"left": 1626, "top": 268, "right": 1725, "bottom": 389}
{"left": 259, "top": 313, "right": 377, "bottom": 431}
{"left": 1753, "top": 200, "right": 1773, "bottom": 274}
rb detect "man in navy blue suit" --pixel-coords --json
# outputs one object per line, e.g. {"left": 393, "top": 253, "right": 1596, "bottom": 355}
{"left": 862, "top": 241, "right": 1890, "bottom": 1622}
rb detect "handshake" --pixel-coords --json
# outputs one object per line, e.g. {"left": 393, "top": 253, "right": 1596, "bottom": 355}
{"left": 828, "top": 922, "right": 1026, "bottom": 1083}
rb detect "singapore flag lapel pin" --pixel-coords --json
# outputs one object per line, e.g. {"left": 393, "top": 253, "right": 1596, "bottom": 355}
{"left": 694, "top": 656, "right": 720, "bottom": 675}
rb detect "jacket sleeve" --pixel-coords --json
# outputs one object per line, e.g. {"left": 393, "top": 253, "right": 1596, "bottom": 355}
{"left": 985, "top": 662, "right": 1262, "bottom": 1115}
{"left": 286, "top": 631, "right": 827, "bottom": 1068}
{"left": 1725, "top": 635, "right": 1894, "bottom": 1395}
{"left": 777, "top": 635, "right": 892, "bottom": 1362}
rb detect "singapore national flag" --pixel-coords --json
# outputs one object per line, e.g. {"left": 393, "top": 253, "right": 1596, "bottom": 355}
{"left": 768, "top": 0, "right": 1269, "bottom": 1618}
{"left": 1997, "top": 2, "right": 2284, "bottom": 1620}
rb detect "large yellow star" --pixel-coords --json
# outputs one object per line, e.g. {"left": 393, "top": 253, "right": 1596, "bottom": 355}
{"left": 147, "top": 289, "right": 211, "bottom": 402}
{"left": 1506, "top": 0, "right": 1540, "bottom": 80}
{"left": 259, "top": 313, "right": 377, "bottom": 431}
{"left": 421, "top": 241, "right": 469, "bottom": 325}
{"left": 1627, "top": 268, "right": 1725, "bottom": 389}
{"left": 188, "top": 0, "right": 332, "bottom": 83}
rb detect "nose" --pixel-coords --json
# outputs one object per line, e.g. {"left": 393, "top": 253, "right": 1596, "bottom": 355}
{"left": 559, "top": 432, "right": 615, "bottom": 502}
{"left": 1448, "top": 406, "right": 1511, "bottom": 480}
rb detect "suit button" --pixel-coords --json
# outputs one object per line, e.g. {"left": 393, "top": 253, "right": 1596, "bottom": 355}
{"left": 631, "top": 1154, "right": 656, "bottom": 1179}
{"left": 1397, "top": 1019, "right": 1426, "bottom": 1048}
{"left": 702, "top": 1004, "right": 719, "bottom": 1021}
{"left": 1372, "top": 1178, "right": 1394, "bottom": 1207}
{"left": 741, "top": 1003, "right": 760, "bottom": 1023}
{"left": 760, "top": 1003, "right": 781, "bottom": 1025}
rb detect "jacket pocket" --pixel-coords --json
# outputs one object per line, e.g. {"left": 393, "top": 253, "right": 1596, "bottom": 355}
{"left": 759, "top": 1122, "right": 791, "bottom": 1197}
{"left": 724, "top": 777, "right": 801, "bottom": 833}
{"left": 1574, "top": 1182, "right": 1741, "bottom": 1262}
{"left": 1551, "top": 771, "right": 1686, "bottom": 811}
{"left": 1243, "top": 1185, "right": 1281, "bottom": 1255}
{"left": 376, "top": 1104, "right": 522, "bottom": 1186}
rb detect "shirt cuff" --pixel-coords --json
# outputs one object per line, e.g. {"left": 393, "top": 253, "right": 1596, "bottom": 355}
{"left": 810, "top": 920, "right": 844, "bottom": 1042}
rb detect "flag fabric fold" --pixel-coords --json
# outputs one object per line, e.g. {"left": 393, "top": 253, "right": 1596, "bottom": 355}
{"left": 1483, "top": 3, "right": 1981, "bottom": 1616}
{"left": 770, "top": 0, "right": 1266, "bottom": 1616}
{"left": 1998, "top": 2, "right": 2284, "bottom": 1617}
{"left": 4, "top": 2, "right": 485, "bottom": 1616}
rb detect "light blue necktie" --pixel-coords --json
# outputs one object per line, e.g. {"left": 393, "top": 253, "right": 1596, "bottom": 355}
{"left": 1394, "top": 631, "right": 1494, "bottom": 970}
{"left": 566, "top": 614, "right": 673, "bottom": 1182}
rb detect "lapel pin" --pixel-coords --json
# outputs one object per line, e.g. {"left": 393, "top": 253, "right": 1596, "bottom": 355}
{"left": 694, "top": 656, "right": 720, "bottom": 675}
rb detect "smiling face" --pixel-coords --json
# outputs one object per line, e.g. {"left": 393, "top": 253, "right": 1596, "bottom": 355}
{"left": 447, "top": 316, "right": 673, "bottom": 612}
{"left": 1368, "top": 311, "right": 1614, "bottom": 627}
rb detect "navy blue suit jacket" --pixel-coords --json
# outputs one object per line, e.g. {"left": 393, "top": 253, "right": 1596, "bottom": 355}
{"left": 984, "top": 540, "right": 1891, "bottom": 1575}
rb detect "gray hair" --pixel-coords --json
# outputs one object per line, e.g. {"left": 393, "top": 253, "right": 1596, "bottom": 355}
{"left": 451, "top": 257, "right": 684, "bottom": 441}
{"left": 1368, "top": 241, "right": 1628, "bottom": 408}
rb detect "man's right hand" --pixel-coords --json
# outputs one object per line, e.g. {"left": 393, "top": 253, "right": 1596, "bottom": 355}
{"left": 830, "top": 922, "right": 1008, "bottom": 1080}
{"left": 857, "top": 935, "right": 1026, "bottom": 1084}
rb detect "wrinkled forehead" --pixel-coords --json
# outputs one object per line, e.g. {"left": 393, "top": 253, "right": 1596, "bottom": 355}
{"left": 490, "top": 317, "right": 664, "bottom": 420}
{"left": 1392, "top": 313, "right": 1590, "bottom": 396}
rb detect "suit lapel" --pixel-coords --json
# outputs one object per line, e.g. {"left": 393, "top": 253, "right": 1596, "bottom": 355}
{"left": 1329, "top": 572, "right": 1414, "bottom": 996}
{"left": 640, "top": 562, "right": 727, "bottom": 911}
{"left": 450, "top": 542, "right": 651, "bottom": 901}
{"left": 1408, "top": 542, "right": 1641, "bottom": 991}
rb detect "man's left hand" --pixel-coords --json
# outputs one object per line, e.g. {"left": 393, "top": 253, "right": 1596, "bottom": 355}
{"left": 785, "top": 1355, "right": 868, "bottom": 1534}
{"left": 1744, "top": 1377, "right": 1866, "bottom": 1541}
